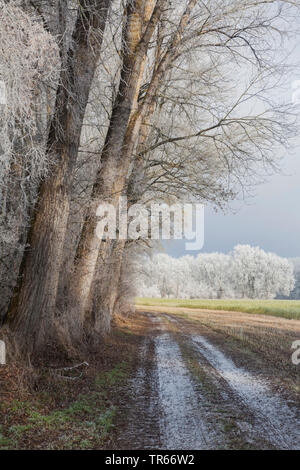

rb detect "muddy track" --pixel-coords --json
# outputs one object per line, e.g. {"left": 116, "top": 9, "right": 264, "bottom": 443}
{"left": 164, "top": 313, "right": 300, "bottom": 449}
{"left": 114, "top": 312, "right": 300, "bottom": 450}
{"left": 114, "top": 335, "right": 161, "bottom": 450}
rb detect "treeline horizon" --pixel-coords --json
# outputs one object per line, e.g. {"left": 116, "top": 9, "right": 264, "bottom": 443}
{"left": 137, "top": 245, "right": 296, "bottom": 300}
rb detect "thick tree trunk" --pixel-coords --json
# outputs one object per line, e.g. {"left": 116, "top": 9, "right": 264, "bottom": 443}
{"left": 5, "top": 0, "right": 111, "bottom": 355}
{"left": 90, "top": 240, "right": 126, "bottom": 337}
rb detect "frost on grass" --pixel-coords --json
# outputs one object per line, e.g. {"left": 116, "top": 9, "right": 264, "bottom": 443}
{"left": 155, "top": 329, "right": 219, "bottom": 450}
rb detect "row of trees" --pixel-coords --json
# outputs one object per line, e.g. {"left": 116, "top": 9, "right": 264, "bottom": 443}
{"left": 0, "top": 0, "right": 299, "bottom": 359}
{"left": 137, "top": 246, "right": 295, "bottom": 299}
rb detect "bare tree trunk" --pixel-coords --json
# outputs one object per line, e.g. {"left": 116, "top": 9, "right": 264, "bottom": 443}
{"left": 5, "top": 0, "right": 111, "bottom": 355}
{"left": 89, "top": 239, "right": 126, "bottom": 337}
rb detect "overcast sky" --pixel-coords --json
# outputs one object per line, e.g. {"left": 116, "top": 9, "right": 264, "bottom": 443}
{"left": 166, "top": 147, "right": 300, "bottom": 258}
{"left": 167, "top": 107, "right": 300, "bottom": 258}
{"left": 165, "top": 16, "right": 300, "bottom": 260}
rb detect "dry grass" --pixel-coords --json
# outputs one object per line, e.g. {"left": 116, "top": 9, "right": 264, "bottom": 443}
{"left": 136, "top": 298, "right": 300, "bottom": 320}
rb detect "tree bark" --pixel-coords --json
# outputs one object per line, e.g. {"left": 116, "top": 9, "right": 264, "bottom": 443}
{"left": 89, "top": 239, "right": 126, "bottom": 337}
{"left": 5, "top": 0, "right": 111, "bottom": 355}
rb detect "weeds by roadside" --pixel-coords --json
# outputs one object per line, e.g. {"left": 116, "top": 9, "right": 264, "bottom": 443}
{"left": 0, "top": 315, "right": 143, "bottom": 450}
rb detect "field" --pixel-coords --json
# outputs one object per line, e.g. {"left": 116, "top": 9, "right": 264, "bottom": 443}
{"left": 136, "top": 298, "right": 300, "bottom": 320}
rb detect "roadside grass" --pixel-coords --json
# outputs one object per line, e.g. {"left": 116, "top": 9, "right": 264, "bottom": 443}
{"left": 0, "top": 318, "right": 142, "bottom": 450}
{"left": 0, "top": 361, "right": 130, "bottom": 450}
{"left": 136, "top": 298, "right": 300, "bottom": 320}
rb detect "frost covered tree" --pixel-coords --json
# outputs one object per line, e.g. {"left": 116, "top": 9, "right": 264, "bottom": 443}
{"left": 70, "top": 0, "right": 300, "bottom": 336}
{"left": 137, "top": 246, "right": 295, "bottom": 299}
{"left": 287, "top": 259, "right": 300, "bottom": 299}
{"left": 0, "top": 0, "right": 299, "bottom": 359}
{"left": 192, "top": 254, "right": 234, "bottom": 299}
{"left": 232, "top": 245, "right": 295, "bottom": 299}
{"left": 4, "top": 0, "right": 111, "bottom": 353}
{"left": 0, "top": 0, "right": 59, "bottom": 317}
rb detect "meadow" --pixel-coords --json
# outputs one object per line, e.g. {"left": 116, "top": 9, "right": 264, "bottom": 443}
{"left": 136, "top": 298, "right": 300, "bottom": 320}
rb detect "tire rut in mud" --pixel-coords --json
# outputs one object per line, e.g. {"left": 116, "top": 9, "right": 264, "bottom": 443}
{"left": 114, "top": 313, "right": 222, "bottom": 449}
{"left": 154, "top": 331, "right": 219, "bottom": 449}
{"left": 114, "top": 312, "right": 299, "bottom": 450}
{"left": 114, "top": 334, "right": 161, "bottom": 450}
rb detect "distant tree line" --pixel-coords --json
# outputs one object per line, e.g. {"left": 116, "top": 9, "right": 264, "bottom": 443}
{"left": 137, "top": 246, "right": 295, "bottom": 299}
{"left": 277, "top": 259, "right": 300, "bottom": 300}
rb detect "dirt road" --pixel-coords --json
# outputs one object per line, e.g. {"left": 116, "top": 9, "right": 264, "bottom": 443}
{"left": 114, "top": 310, "right": 300, "bottom": 450}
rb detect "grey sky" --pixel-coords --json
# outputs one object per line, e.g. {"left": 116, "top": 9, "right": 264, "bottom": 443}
{"left": 165, "top": 17, "right": 300, "bottom": 260}
{"left": 166, "top": 147, "right": 300, "bottom": 259}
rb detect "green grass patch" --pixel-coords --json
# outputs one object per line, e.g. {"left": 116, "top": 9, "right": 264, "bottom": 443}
{"left": 0, "top": 361, "right": 130, "bottom": 450}
{"left": 136, "top": 298, "right": 300, "bottom": 320}
{"left": 95, "top": 361, "right": 129, "bottom": 389}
